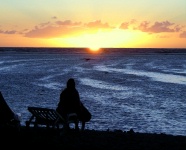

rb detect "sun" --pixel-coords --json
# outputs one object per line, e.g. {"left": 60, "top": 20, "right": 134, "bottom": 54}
{"left": 89, "top": 47, "right": 101, "bottom": 52}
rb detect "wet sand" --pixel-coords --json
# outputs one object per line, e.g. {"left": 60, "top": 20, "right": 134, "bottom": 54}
{"left": 1, "top": 126, "right": 186, "bottom": 149}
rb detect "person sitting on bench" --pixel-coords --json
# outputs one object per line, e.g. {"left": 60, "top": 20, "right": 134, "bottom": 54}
{"left": 56, "top": 78, "right": 91, "bottom": 131}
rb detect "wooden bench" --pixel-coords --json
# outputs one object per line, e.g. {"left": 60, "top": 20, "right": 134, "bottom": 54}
{"left": 25, "top": 107, "right": 79, "bottom": 130}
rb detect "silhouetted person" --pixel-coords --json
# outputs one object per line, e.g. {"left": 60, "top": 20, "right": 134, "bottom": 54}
{"left": 56, "top": 78, "right": 91, "bottom": 131}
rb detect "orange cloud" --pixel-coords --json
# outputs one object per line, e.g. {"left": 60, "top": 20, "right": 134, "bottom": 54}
{"left": 180, "top": 31, "right": 186, "bottom": 38}
{"left": 1, "top": 18, "right": 185, "bottom": 40}
{"left": 24, "top": 20, "right": 83, "bottom": 38}
{"left": 39, "top": 22, "right": 51, "bottom": 27}
{"left": 55, "top": 20, "right": 81, "bottom": 26}
{"left": 24, "top": 25, "right": 84, "bottom": 38}
{"left": 119, "top": 22, "right": 129, "bottom": 29}
{"left": 0, "top": 30, "right": 17, "bottom": 34}
{"left": 119, "top": 19, "right": 137, "bottom": 29}
{"left": 137, "top": 21, "right": 182, "bottom": 33}
{"left": 24, "top": 20, "right": 113, "bottom": 38}
{"left": 51, "top": 16, "right": 57, "bottom": 19}
{"left": 85, "top": 20, "right": 112, "bottom": 29}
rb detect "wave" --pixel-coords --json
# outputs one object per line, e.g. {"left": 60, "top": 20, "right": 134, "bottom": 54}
{"left": 94, "top": 65, "right": 186, "bottom": 85}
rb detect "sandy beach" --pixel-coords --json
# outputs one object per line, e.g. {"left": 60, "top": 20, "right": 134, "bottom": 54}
{"left": 1, "top": 126, "right": 186, "bottom": 149}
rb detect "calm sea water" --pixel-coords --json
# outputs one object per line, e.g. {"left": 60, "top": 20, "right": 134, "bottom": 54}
{"left": 0, "top": 48, "right": 186, "bottom": 136}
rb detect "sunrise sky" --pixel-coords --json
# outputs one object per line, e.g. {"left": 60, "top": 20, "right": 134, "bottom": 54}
{"left": 0, "top": 0, "right": 186, "bottom": 48}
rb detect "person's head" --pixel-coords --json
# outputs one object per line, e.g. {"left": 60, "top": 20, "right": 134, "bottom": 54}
{"left": 67, "top": 78, "right": 75, "bottom": 89}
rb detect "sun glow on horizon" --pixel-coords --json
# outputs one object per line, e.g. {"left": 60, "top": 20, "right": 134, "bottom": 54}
{"left": 89, "top": 47, "right": 101, "bottom": 52}
{"left": 56, "top": 29, "right": 146, "bottom": 48}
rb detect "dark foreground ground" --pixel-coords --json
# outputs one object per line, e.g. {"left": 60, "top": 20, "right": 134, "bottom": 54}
{"left": 1, "top": 126, "right": 186, "bottom": 150}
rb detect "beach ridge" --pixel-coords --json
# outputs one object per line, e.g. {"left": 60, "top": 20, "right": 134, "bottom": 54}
{"left": 1, "top": 126, "right": 186, "bottom": 149}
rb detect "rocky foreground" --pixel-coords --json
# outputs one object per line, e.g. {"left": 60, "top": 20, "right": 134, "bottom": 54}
{"left": 1, "top": 126, "right": 186, "bottom": 150}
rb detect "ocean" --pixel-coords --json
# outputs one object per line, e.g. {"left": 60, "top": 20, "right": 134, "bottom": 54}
{"left": 0, "top": 47, "right": 186, "bottom": 136}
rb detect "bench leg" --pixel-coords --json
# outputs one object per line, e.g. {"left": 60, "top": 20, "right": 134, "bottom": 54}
{"left": 81, "top": 121, "right": 85, "bottom": 131}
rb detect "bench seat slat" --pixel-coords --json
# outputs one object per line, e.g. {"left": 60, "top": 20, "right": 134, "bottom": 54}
{"left": 26, "top": 107, "right": 78, "bottom": 129}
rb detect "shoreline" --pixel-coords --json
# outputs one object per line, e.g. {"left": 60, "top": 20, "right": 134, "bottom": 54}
{"left": 1, "top": 126, "right": 186, "bottom": 149}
